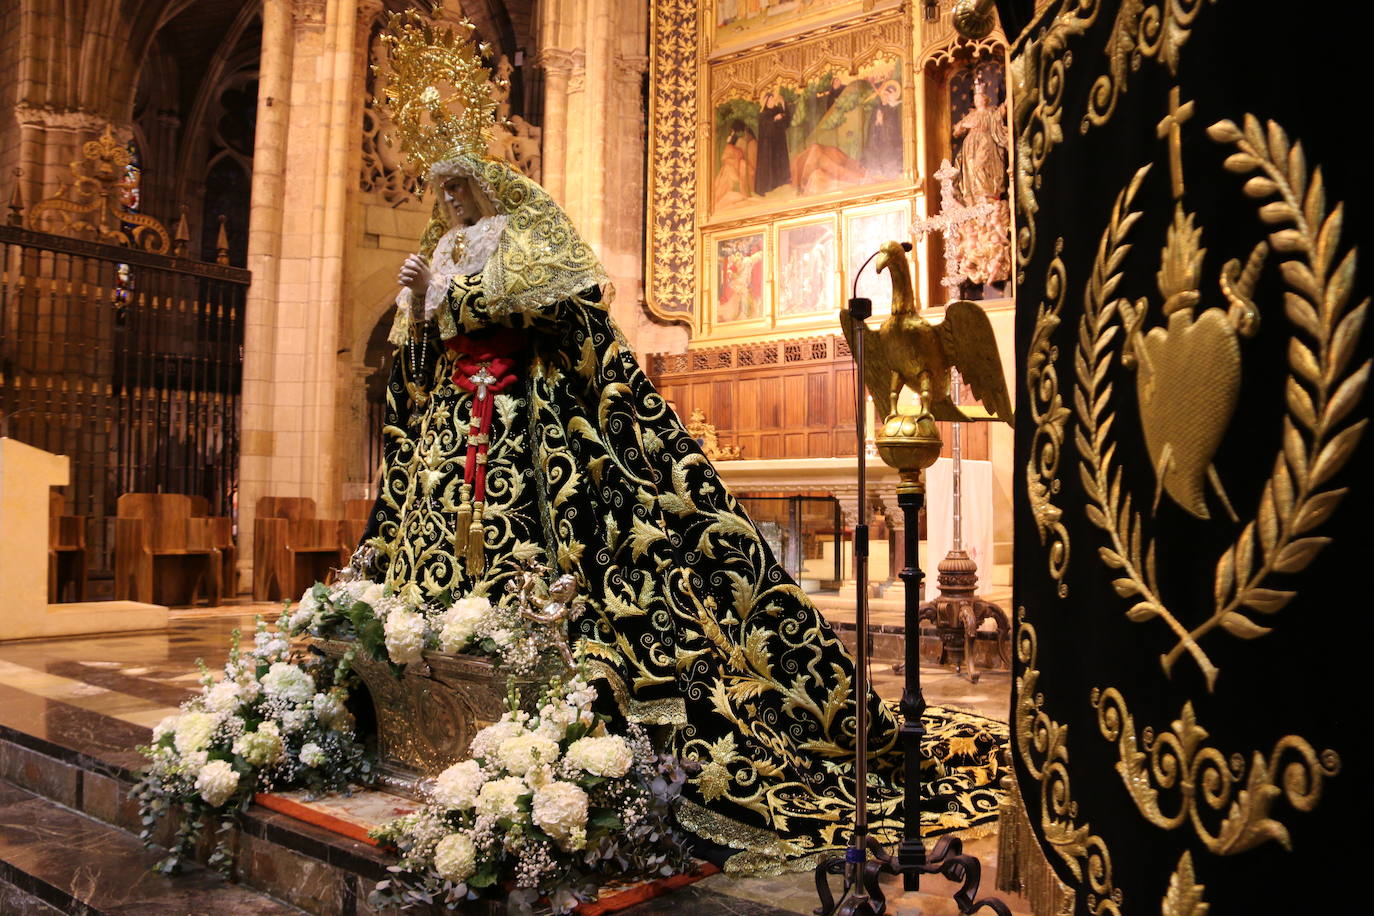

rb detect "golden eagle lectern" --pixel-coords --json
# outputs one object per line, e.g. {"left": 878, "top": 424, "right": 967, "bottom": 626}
{"left": 840, "top": 240, "right": 1015, "bottom": 429}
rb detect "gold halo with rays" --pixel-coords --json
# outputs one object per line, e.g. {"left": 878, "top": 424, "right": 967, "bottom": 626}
{"left": 376, "top": 2, "right": 502, "bottom": 186}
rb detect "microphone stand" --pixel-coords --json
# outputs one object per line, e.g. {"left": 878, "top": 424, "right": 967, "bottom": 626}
{"left": 814, "top": 243, "right": 1013, "bottom": 916}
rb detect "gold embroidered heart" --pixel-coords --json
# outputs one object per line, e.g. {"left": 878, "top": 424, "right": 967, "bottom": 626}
{"left": 1134, "top": 307, "right": 1241, "bottom": 519}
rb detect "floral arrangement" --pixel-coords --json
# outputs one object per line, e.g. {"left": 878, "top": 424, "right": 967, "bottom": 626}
{"left": 133, "top": 619, "right": 374, "bottom": 873}
{"left": 285, "top": 577, "right": 566, "bottom": 675}
{"left": 368, "top": 669, "right": 694, "bottom": 914}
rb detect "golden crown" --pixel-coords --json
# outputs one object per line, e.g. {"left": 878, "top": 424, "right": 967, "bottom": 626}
{"left": 377, "top": 3, "right": 501, "bottom": 184}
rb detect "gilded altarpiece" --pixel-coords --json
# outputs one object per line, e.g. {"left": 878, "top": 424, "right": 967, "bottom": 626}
{"left": 648, "top": 1, "right": 921, "bottom": 339}
{"left": 1006, "top": 1, "right": 1369, "bottom": 913}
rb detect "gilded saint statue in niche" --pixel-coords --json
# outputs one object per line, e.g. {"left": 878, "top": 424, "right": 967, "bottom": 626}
{"left": 948, "top": 60, "right": 1012, "bottom": 299}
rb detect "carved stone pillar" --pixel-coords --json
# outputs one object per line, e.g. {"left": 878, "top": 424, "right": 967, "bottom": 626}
{"left": 535, "top": 49, "right": 576, "bottom": 204}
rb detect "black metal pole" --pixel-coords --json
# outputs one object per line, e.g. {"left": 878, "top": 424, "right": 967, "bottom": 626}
{"left": 897, "top": 486, "right": 928, "bottom": 890}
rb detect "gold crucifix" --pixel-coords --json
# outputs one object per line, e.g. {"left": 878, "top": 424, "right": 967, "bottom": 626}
{"left": 1156, "top": 86, "right": 1195, "bottom": 201}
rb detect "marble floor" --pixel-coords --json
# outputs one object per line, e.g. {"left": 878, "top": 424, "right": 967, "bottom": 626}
{"left": 0, "top": 605, "right": 1029, "bottom": 915}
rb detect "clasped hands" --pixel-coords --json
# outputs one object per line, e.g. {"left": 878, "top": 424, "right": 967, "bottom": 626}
{"left": 397, "top": 253, "right": 433, "bottom": 318}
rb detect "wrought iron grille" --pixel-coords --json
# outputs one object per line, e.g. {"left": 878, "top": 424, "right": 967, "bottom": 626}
{"left": 0, "top": 225, "right": 248, "bottom": 581}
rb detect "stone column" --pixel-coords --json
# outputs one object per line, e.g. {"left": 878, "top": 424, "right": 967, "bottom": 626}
{"left": 239, "top": 0, "right": 363, "bottom": 589}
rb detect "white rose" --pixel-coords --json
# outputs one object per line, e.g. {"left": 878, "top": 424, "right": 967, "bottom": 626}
{"left": 564, "top": 735, "right": 634, "bottom": 779}
{"left": 195, "top": 759, "right": 240, "bottom": 807}
{"left": 432, "top": 759, "right": 485, "bottom": 809}
{"left": 205, "top": 679, "right": 243, "bottom": 714}
{"left": 433, "top": 832, "right": 477, "bottom": 882}
{"left": 300, "top": 742, "right": 328, "bottom": 767}
{"left": 383, "top": 607, "right": 428, "bottom": 666}
{"left": 173, "top": 712, "right": 216, "bottom": 755}
{"left": 531, "top": 780, "right": 588, "bottom": 850}
{"left": 475, "top": 775, "right": 528, "bottom": 819}
{"left": 261, "top": 663, "right": 315, "bottom": 705}
{"left": 497, "top": 733, "right": 561, "bottom": 776}
{"left": 152, "top": 714, "right": 181, "bottom": 743}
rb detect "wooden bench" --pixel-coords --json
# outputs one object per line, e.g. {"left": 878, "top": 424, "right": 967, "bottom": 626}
{"left": 48, "top": 491, "right": 87, "bottom": 603}
{"left": 115, "top": 493, "right": 229, "bottom": 606}
{"left": 253, "top": 497, "right": 349, "bottom": 602}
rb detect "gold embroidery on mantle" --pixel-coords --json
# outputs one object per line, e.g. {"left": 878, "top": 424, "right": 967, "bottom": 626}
{"left": 1015, "top": 621, "right": 1123, "bottom": 914}
{"left": 1161, "top": 851, "right": 1208, "bottom": 916}
{"left": 1081, "top": 0, "right": 1212, "bottom": 134}
{"left": 1027, "top": 241, "right": 1072, "bottom": 594}
{"left": 1012, "top": 0, "right": 1103, "bottom": 282}
{"left": 1093, "top": 687, "right": 1341, "bottom": 855}
{"left": 1073, "top": 114, "right": 1370, "bottom": 689}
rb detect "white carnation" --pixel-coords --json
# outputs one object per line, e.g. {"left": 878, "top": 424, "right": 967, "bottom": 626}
{"left": 300, "top": 742, "right": 327, "bottom": 767}
{"left": 433, "top": 832, "right": 477, "bottom": 882}
{"left": 531, "top": 780, "right": 588, "bottom": 850}
{"left": 475, "top": 775, "right": 528, "bottom": 819}
{"left": 497, "top": 733, "right": 561, "bottom": 776}
{"left": 564, "top": 735, "right": 633, "bottom": 778}
{"left": 261, "top": 663, "right": 315, "bottom": 705}
{"left": 195, "top": 759, "right": 240, "bottom": 807}
{"left": 204, "top": 679, "right": 243, "bottom": 714}
{"left": 438, "top": 596, "right": 491, "bottom": 653}
{"left": 469, "top": 719, "right": 525, "bottom": 762}
{"left": 232, "top": 721, "right": 284, "bottom": 766}
{"left": 313, "top": 692, "right": 346, "bottom": 728}
{"left": 432, "top": 759, "right": 485, "bottom": 809}
{"left": 383, "top": 607, "right": 428, "bottom": 666}
{"left": 173, "top": 712, "right": 216, "bottom": 755}
{"left": 278, "top": 706, "right": 309, "bottom": 734}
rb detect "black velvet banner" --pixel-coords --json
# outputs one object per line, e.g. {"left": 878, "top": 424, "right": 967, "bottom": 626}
{"left": 1010, "top": 2, "right": 1371, "bottom": 912}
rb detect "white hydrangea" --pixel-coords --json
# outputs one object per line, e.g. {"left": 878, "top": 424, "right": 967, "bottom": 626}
{"left": 433, "top": 831, "right": 477, "bottom": 882}
{"left": 497, "top": 733, "right": 561, "bottom": 776}
{"left": 232, "top": 721, "right": 284, "bottom": 766}
{"left": 300, "top": 742, "right": 327, "bottom": 767}
{"left": 195, "top": 759, "right": 240, "bottom": 807}
{"left": 469, "top": 719, "right": 526, "bottom": 762}
{"left": 173, "top": 711, "right": 216, "bottom": 755}
{"left": 152, "top": 714, "right": 181, "bottom": 743}
{"left": 204, "top": 679, "right": 243, "bottom": 714}
{"left": 438, "top": 596, "right": 492, "bottom": 653}
{"left": 383, "top": 607, "right": 428, "bottom": 666}
{"left": 475, "top": 775, "right": 529, "bottom": 819}
{"left": 531, "top": 780, "right": 588, "bottom": 851}
{"left": 261, "top": 662, "right": 314, "bottom": 705}
{"left": 432, "top": 759, "right": 485, "bottom": 809}
{"left": 564, "top": 735, "right": 633, "bottom": 778}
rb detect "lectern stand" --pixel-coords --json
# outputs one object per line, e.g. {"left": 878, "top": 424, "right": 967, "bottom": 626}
{"left": 0, "top": 438, "right": 167, "bottom": 641}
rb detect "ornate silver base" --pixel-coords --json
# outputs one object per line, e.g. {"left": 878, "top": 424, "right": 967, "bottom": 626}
{"left": 312, "top": 639, "right": 548, "bottom": 799}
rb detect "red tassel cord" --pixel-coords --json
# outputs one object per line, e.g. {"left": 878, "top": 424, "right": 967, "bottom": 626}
{"left": 446, "top": 330, "right": 523, "bottom": 573}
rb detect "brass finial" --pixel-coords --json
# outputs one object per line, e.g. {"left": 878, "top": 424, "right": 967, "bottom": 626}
{"left": 172, "top": 203, "right": 190, "bottom": 257}
{"left": 214, "top": 214, "right": 230, "bottom": 265}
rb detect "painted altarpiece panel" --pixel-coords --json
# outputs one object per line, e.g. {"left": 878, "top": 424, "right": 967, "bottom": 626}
{"left": 776, "top": 214, "right": 839, "bottom": 320}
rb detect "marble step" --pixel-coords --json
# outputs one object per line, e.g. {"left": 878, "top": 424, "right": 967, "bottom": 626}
{"left": 0, "top": 778, "right": 304, "bottom": 915}
{"left": 0, "top": 718, "right": 405, "bottom": 916}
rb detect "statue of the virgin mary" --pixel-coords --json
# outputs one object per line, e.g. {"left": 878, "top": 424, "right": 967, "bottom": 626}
{"left": 361, "top": 13, "right": 904, "bottom": 876}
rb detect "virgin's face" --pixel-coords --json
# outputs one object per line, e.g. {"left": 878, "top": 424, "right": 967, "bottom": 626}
{"left": 442, "top": 177, "right": 481, "bottom": 225}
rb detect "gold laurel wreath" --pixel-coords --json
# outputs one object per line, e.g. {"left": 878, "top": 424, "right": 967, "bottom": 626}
{"left": 1093, "top": 686, "right": 1341, "bottom": 856}
{"left": 377, "top": 3, "right": 499, "bottom": 183}
{"left": 1074, "top": 117, "right": 1369, "bottom": 691}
